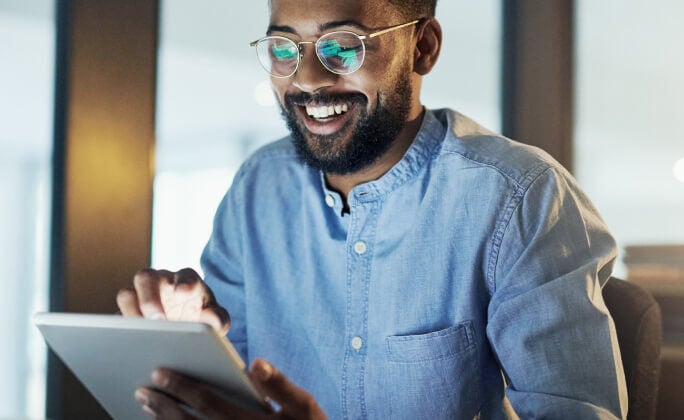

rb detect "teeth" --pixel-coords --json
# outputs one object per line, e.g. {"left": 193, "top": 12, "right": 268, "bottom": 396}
{"left": 306, "top": 103, "right": 351, "bottom": 119}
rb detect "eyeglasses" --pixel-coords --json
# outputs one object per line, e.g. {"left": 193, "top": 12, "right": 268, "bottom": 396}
{"left": 249, "top": 19, "right": 420, "bottom": 78}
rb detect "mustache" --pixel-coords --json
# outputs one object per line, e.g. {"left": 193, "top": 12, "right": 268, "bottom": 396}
{"left": 284, "top": 91, "right": 367, "bottom": 108}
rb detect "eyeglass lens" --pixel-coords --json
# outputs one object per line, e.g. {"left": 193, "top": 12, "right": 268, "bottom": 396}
{"left": 256, "top": 36, "right": 299, "bottom": 77}
{"left": 256, "top": 32, "right": 366, "bottom": 77}
{"left": 316, "top": 32, "right": 365, "bottom": 74}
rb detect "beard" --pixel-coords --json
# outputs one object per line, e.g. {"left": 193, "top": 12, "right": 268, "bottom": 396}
{"left": 279, "top": 72, "right": 413, "bottom": 175}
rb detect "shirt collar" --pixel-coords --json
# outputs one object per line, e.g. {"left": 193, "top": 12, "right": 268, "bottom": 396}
{"left": 319, "top": 109, "right": 446, "bottom": 205}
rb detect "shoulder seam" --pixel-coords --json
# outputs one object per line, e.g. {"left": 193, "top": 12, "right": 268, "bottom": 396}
{"left": 485, "top": 164, "right": 555, "bottom": 295}
{"left": 439, "top": 149, "right": 526, "bottom": 189}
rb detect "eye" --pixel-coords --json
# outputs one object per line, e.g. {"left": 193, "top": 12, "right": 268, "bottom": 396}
{"left": 271, "top": 42, "right": 298, "bottom": 61}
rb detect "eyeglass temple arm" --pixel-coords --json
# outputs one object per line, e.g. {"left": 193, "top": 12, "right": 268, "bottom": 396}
{"left": 365, "top": 19, "right": 420, "bottom": 39}
{"left": 249, "top": 19, "right": 421, "bottom": 45}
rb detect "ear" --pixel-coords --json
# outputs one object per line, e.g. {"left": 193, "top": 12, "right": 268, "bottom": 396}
{"left": 413, "top": 18, "right": 442, "bottom": 76}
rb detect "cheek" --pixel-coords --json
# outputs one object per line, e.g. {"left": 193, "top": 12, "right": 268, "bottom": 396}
{"left": 344, "top": 70, "right": 390, "bottom": 104}
{"left": 366, "top": 38, "right": 414, "bottom": 81}
{"left": 355, "top": 55, "right": 403, "bottom": 93}
{"left": 270, "top": 79, "right": 290, "bottom": 102}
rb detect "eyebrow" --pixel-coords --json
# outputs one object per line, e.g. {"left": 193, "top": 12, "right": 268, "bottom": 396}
{"left": 266, "top": 20, "right": 370, "bottom": 36}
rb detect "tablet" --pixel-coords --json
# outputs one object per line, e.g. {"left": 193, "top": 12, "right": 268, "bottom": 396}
{"left": 34, "top": 312, "right": 271, "bottom": 419}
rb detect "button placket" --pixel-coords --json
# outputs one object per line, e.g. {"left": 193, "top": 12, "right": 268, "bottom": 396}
{"left": 341, "top": 202, "right": 377, "bottom": 419}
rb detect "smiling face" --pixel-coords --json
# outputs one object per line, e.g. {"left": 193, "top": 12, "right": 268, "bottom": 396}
{"left": 267, "top": 0, "right": 425, "bottom": 175}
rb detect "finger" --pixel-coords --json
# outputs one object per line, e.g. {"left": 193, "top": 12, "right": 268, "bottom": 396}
{"left": 200, "top": 278, "right": 219, "bottom": 306}
{"left": 151, "top": 369, "right": 256, "bottom": 419}
{"left": 250, "top": 359, "right": 324, "bottom": 418}
{"left": 134, "top": 268, "right": 169, "bottom": 320}
{"left": 173, "top": 269, "right": 213, "bottom": 309}
{"left": 199, "top": 304, "right": 231, "bottom": 335}
{"left": 173, "top": 268, "right": 203, "bottom": 287}
{"left": 193, "top": 276, "right": 231, "bottom": 333}
{"left": 116, "top": 287, "right": 142, "bottom": 317}
{"left": 163, "top": 286, "right": 201, "bottom": 321}
{"left": 158, "top": 268, "right": 206, "bottom": 322}
{"left": 135, "top": 387, "right": 195, "bottom": 420}
{"left": 172, "top": 268, "right": 230, "bottom": 332}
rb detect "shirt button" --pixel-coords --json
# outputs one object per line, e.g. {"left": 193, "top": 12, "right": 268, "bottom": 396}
{"left": 351, "top": 336, "right": 363, "bottom": 350}
{"left": 325, "top": 194, "right": 335, "bottom": 207}
{"left": 353, "top": 241, "right": 367, "bottom": 255}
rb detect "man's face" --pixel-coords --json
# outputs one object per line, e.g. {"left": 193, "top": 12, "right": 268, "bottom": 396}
{"left": 268, "top": 0, "right": 418, "bottom": 174}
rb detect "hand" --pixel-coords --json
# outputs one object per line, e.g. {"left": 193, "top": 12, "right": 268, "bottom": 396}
{"left": 134, "top": 358, "right": 327, "bottom": 419}
{"left": 117, "top": 268, "right": 230, "bottom": 335}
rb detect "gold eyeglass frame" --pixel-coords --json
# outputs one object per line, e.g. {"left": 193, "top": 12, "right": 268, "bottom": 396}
{"left": 249, "top": 19, "right": 421, "bottom": 77}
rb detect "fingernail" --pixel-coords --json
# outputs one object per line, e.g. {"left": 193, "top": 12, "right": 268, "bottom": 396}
{"left": 150, "top": 312, "right": 166, "bottom": 321}
{"left": 142, "top": 405, "right": 157, "bottom": 418}
{"left": 134, "top": 389, "right": 149, "bottom": 405}
{"left": 152, "top": 369, "right": 169, "bottom": 387}
{"left": 256, "top": 361, "right": 273, "bottom": 381}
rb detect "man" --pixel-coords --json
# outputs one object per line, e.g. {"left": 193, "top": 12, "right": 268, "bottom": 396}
{"left": 118, "top": 0, "right": 628, "bottom": 418}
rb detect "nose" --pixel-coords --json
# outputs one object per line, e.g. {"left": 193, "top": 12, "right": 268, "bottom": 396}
{"left": 292, "top": 44, "right": 337, "bottom": 92}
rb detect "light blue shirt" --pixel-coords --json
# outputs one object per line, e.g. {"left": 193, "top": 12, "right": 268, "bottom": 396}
{"left": 202, "top": 109, "right": 627, "bottom": 419}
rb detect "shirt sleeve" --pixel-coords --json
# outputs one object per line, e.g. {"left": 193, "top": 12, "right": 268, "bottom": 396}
{"left": 486, "top": 165, "right": 628, "bottom": 419}
{"left": 200, "top": 168, "right": 249, "bottom": 362}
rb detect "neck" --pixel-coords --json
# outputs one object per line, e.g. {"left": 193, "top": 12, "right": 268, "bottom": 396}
{"left": 325, "top": 107, "right": 425, "bottom": 207}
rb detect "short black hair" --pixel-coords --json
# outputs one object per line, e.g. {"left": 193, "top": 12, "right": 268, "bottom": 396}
{"left": 386, "top": 0, "right": 437, "bottom": 18}
{"left": 267, "top": 1, "right": 437, "bottom": 19}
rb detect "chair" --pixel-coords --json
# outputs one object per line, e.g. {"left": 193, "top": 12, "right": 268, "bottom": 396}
{"left": 602, "top": 277, "right": 662, "bottom": 420}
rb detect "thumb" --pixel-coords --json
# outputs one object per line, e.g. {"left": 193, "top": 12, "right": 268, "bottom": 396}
{"left": 250, "top": 359, "right": 325, "bottom": 419}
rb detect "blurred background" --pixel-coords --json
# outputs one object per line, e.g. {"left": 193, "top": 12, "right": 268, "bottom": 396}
{"left": 1, "top": 0, "right": 682, "bottom": 418}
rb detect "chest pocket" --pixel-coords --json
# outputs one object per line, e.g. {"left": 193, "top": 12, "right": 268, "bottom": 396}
{"left": 386, "top": 321, "right": 475, "bottom": 363}
{"left": 383, "top": 321, "right": 481, "bottom": 419}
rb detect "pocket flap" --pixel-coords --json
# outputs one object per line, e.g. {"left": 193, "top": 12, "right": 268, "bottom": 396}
{"left": 386, "top": 321, "right": 475, "bottom": 363}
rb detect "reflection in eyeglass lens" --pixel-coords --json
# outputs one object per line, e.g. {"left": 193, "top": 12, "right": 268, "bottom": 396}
{"left": 271, "top": 41, "right": 298, "bottom": 61}
{"left": 319, "top": 37, "right": 362, "bottom": 72}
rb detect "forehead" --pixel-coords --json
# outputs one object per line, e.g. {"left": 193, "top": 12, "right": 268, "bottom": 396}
{"left": 269, "top": 0, "right": 398, "bottom": 32}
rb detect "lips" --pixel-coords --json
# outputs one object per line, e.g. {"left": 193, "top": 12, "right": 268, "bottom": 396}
{"left": 285, "top": 91, "right": 366, "bottom": 137}
{"left": 296, "top": 102, "right": 356, "bottom": 136}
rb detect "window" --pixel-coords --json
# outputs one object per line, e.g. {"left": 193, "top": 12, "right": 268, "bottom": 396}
{"left": 152, "top": 1, "right": 501, "bottom": 272}
{"left": 575, "top": 0, "right": 684, "bottom": 279}
{"left": 0, "top": 1, "right": 55, "bottom": 417}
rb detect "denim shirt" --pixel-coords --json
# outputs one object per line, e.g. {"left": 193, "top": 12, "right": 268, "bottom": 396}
{"left": 202, "top": 109, "right": 628, "bottom": 419}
